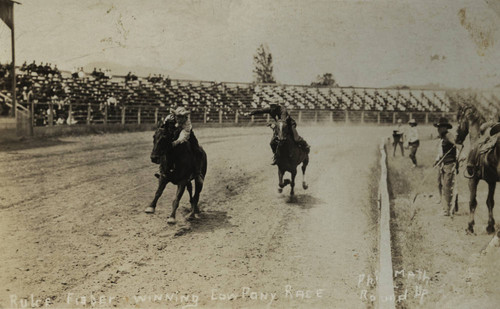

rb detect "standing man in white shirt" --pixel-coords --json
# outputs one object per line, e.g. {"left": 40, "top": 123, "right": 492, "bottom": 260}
{"left": 405, "top": 119, "right": 420, "bottom": 167}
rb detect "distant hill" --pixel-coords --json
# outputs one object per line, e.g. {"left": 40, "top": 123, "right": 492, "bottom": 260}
{"left": 83, "top": 61, "right": 197, "bottom": 80}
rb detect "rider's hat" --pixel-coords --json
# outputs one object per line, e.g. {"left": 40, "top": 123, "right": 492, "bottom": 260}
{"left": 434, "top": 117, "right": 452, "bottom": 129}
{"left": 408, "top": 119, "right": 417, "bottom": 125}
{"left": 173, "top": 106, "right": 190, "bottom": 116}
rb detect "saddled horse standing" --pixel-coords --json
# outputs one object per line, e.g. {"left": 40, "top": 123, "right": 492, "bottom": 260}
{"left": 273, "top": 119, "right": 309, "bottom": 196}
{"left": 147, "top": 118, "right": 207, "bottom": 224}
{"left": 456, "top": 103, "right": 500, "bottom": 234}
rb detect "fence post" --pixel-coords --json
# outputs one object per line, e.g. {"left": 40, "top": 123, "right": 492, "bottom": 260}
{"left": 235, "top": 109, "right": 239, "bottom": 124}
{"left": 87, "top": 103, "right": 91, "bottom": 125}
{"left": 154, "top": 108, "right": 158, "bottom": 125}
{"left": 392, "top": 112, "right": 396, "bottom": 124}
{"left": 203, "top": 107, "right": 207, "bottom": 124}
{"left": 314, "top": 110, "right": 318, "bottom": 123}
{"left": 121, "top": 106, "right": 125, "bottom": 125}
{"left": 104, "top": 104, "right": 108, "bottom": 125}
{"left": 425, "top": 112, "right": 429, "bottom": 124}
{"left": 251, "top": 115, "right": 254, "bottom": 123}
{"left": 361, "top": 111, "right": 365, "bottom": 124}
{"left": 137, "top": 107, "right": 141, "bottom": 124}
{"left": 266, "top": 114, "right": 270, "bottom": 123}
{"left": 298, "top": 111, "right": 302, "bottom": 124}
{"left": 219, "top": 109, "right": 222, "bottom": 124}
{"left": 345, "top": 110, "right": 349, "bottom": 123}
{"left": 48, "top": 101, "right": 54, "bottom": 126}
{"left": 29, "top": 95, "right": 34, "bottom": 136}
{"left": 409, "top": 112, "right": 412, "bottom": 121}
{"left": 329, "top": 111, "right": 333, "bottom": 123}
{"left": 377, "top": 112, "right": 381, "bottom": 124}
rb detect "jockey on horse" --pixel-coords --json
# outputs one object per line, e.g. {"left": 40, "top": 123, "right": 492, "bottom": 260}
{"left": 161, "top": 106, "right": 204, "bottom": 184}
{"left": 250, "top": 104, "right": 310, "bottom": 165}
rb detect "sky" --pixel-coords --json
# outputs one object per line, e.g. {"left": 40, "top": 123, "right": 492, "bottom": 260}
{"left": 0, "top": 0, "right": 499, "bottom": 89}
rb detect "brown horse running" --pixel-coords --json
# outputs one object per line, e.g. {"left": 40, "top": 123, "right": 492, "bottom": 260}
{"left": 273, "top": 119, "right": 309, "bottom": 196}
{"left": 147, "top": 119, "right": 207, "bottom": 224}
{"left": 456, "top": 104, "right": 499, "bottom": 234}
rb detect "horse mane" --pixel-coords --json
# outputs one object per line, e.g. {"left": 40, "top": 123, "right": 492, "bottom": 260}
{"left": 455, "top": 91, "right": 500, "bottom": 124}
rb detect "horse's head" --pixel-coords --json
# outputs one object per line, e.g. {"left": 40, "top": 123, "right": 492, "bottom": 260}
{"left": 274, "top": 118, "right": 291, "bottom": 143}
{"left": 150, "top": 118, "right": 176, "bottom": 164}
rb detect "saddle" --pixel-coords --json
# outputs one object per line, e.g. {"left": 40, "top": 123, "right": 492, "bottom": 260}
{"left": 470, "top": 123, "right": 500, "bottom": 178}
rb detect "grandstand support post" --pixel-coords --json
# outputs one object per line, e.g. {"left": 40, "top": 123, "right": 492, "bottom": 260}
{"left": 29, "top": 94, "right": 34, "bottom": 136}
{"left": 329, "top": 111, "right": 333, "bottom": 123}
{"left": 425, "top": 112, "right": 429, "bottom": 124}
{"left": 298, "top": 111, "right": 302, "bottom": 124}
{"left": 203, "top": 107, "right": 207, "bottom": 124}
{"left": 104, "top": 104, "right": 108, "bottom": 125}
{"left": 68, "top": 102, "right": 73, "bottom": 124}
{"left": 86, "top": 103, "right": 91, "bottom": 125}
{"left": 137, "top": 107, "right": 141, "bottom": 125}
{"left": 48, "top": 101, "right": 54, "bottom": 126}
{"left": 235, "top": 109, "right": 239, "bottom": 124}
{"left": 361, "top": 111, "right": 365, "bottom": 124}
{"left": 219, "top": 109, "right": 222, "bottom": 124}
{"left": 377, "top": 112, "right": 381, "bottom": 124}
{"left": 121, "top": 106, "right": 125, "bottom": 125}
{"left": 154, "top": 108, "right": 158, "bottom": 125}
{"left": 10, "top": 5, "right": 16, "bottom": 118}
{"left": 314, "top": 110, "right": 318, "bottom": 123}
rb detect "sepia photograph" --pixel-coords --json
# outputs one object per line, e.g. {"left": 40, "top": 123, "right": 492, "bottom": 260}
{"left": 1, "top": 0, "right": 500, "bottom": 308}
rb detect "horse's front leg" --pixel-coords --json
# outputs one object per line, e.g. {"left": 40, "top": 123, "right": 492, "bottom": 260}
{"left": 167, "top": 183, "right": 186, "bottom": 224}
{"left": 145, "top": 175, "right": 168, "bottom": 214}
{"left": 467, "top": 177, "right": 479, "bottom": 234}
{"left": 486, "top": 181, "right": 496, "bottom": 234}
{"left": 278, "top": 168, "right": 285, "bottom": 193}
{"left": 290, "top": 169, "right": 297, "bottom": 196}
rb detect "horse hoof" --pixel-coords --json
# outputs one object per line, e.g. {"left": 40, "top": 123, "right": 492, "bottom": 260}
{"left": 167, "top": 217, "right": 176, "bottom": 225}
{"left": 145, "top": 207, "right": 155, "bottom": 214}
{"left": 194, "top": 213, "right": 201, "bottom": 219}
{"left": 186, "top": 213, "right": 195, "bottom": 221}
{"left": 466, "top": 227, "right": 474, "bottom": 235}
{"left": 302, "top": 182, "right": 308, "bottom": 190}
{"left": 277, "top": 187, "right": 283, "bottom": 193}
{"left": 487, "top": 225, "right": 496, "bottom": 235}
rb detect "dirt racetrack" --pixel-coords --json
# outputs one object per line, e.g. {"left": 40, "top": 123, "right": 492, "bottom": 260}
{"left": 0, "top": 125, "right": 386, "bottom": 308}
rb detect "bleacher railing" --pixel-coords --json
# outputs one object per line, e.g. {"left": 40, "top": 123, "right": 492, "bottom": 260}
{"left": 28, "top": 101, "right": 455, "bottom": 127}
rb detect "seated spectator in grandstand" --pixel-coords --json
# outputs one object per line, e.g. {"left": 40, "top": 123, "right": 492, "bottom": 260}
{"left": 71, "top": 67, "right": 78, "bottom": 79}
{"left": 78, "top": 67, "right": 85, "bottom": 79}
{"left": 392, "top": 119, "right": 404, "bottom": 157}
{"left": 91, "top": 68, "right": 98, "bottom": 78}
{"left": 20, "top": 61, "right": 27, "bottom": 72}
{"left": 55, "top": 114, "right": 65, "bottom": 125}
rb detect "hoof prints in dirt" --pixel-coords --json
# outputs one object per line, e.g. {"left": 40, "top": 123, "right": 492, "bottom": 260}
{"left": 162, "top": 211, "right": 236, "bottom": 238}
{"left": 285, "top": 193, "right": 322, "bottom": 209}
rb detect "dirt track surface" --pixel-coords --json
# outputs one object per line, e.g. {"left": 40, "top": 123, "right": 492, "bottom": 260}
{"left": 0, "top": 126, "right": 383, "bottom": 308}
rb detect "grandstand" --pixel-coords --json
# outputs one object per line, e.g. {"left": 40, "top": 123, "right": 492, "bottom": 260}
{"left": 2, "top": 62, "right": 499, "bottom": 129}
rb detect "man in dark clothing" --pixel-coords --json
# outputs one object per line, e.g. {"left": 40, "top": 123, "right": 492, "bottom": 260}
{"left": 250, "top": 104, "right": 310, "bottom": 165}
{"left": 434, "top": 117, "right": 458, "bottom": 216}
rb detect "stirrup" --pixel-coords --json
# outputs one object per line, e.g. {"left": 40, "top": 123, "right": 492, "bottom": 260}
{"left": 464, "top": 167, "right": 475, "bottom": 179}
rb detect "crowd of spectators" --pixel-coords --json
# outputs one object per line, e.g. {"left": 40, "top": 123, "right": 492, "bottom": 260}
{"left": 20, "top": 61, "right": 61, "bottom": 77}
{"left": 1, "top": 60, "right": 477, "bottom": 127}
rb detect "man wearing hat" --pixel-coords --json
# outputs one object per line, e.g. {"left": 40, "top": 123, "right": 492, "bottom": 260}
{"left": 250, "top": 103, "right": 310, "bottom": 165}
{"left": 434, "top": 117, "right": 458, "bottom": 216}
{"left": 167, "top": 106, "right": 203, "bottom": 182}
{"left": 392, "top": 119, "right": 404, "bottom": 157}
{"left": 405, "top": 119, "right": 420, "bottom": 167}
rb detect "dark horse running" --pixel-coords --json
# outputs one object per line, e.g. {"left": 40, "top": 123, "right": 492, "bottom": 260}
{"left": 146, "top": 119, "right": 207, "bottom": 224}
{"left": 456, "top": 103, "right": 500, "bottom": 235}
{"left": 273, "top": 119, "right": 309, "bottom": 196}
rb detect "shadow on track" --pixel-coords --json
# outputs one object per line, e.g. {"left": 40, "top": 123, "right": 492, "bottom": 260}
{"left": 285, "top": 193, "right": 322, "bottom": 209}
